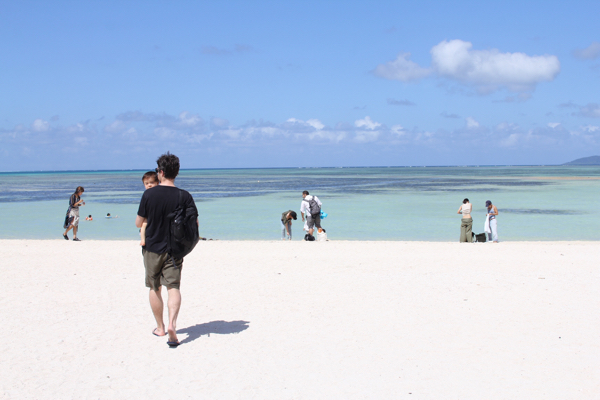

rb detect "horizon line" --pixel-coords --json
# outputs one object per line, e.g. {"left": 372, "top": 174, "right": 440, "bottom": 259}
{"left": 0, "top": 163, "right": 590, "bottom": 174}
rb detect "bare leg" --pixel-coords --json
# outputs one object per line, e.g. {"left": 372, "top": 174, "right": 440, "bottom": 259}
{"left": 149, "top": 288, "right": 166, "bottom": 336}
{"left": 64, "top": 225, "right": 74, "bottom": 236}
{"left": 73, "top": 225, "right": 78, "bottom": 239}
{"left": 309, "top": 228, "right": 314, "bottom": 236}
{"left": 166, "top": 288, "right": 181, "bottom": 343}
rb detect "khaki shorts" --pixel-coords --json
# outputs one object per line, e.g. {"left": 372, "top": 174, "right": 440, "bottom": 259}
{"left": 69, "top": 209, "right": 80, "bottom": 227}
{"left": 142, "top": 249, "right": 183, "bottom": 290}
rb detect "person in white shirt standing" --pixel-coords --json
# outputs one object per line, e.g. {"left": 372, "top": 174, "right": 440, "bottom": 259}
{"left": 300, "top": 190, "right": 324, "bottom": 238}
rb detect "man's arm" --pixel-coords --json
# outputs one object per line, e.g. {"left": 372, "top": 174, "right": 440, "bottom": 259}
{"left": 135, "top": 215, "right": 146, "bottom": 228}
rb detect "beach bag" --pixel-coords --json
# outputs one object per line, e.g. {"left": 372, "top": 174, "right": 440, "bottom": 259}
{"left": 317, "top": 229, "right": 327, "bottom": 241}
{"left": 166, "top": 190, "right": 200, "bottom": 259}
{"left": 304, "top": 198, "right": 321, "bottom": 216}
{"left": 475, "top": 233, "right": 486, "bottom": 243}
{"left": 304, "top": 233, "right": 315, "bottom": 241}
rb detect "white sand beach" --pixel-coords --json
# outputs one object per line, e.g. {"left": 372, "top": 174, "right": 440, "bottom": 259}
{"left": 1, "top": 240, "right": 598, "bottom": 399}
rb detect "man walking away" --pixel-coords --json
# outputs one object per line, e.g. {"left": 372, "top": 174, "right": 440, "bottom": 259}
{"left": 135, "top": 152, "right": 198, "bottom": 347}
{"left": 300, "top": 190, "right": 324, "bottom": 238}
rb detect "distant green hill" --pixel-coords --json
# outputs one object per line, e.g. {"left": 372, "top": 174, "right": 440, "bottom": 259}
{"left": 563, "top": 156, "right": 600, "bottom": 165}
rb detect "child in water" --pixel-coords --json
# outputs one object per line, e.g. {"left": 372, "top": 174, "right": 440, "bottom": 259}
{"left": 140, "top": 171, "right": 159, "bottom": 246}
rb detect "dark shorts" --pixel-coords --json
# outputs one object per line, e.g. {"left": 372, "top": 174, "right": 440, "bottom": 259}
{"left": 306, "top": 213, "right": 321, "bottom": 230}
{"left": 142, "top": 249, "right": 183, "bottom": 290}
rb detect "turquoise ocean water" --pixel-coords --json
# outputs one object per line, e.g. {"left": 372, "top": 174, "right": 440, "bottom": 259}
{"left": 1, "top": 166, "right": 599, "bottom": 241}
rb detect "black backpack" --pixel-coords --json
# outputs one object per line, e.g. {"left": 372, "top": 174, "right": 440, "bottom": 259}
{"left": 304, "top": 197, "right": 321, "bottom": 216}
{"left": 166, "top": 190, "right": 200, "bottom": 259}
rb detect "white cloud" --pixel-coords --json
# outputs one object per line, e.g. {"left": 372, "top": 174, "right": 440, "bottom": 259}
{"left": 548, "top": 122, "right": 561, "bottom": 128}
{"left": 573, "top": 42, "right": 600, "bottom": 60}
{"left": 373, "top": 53, "right": 431, "bottom": 82}
{"left": 374, "top": 39, "right": 560, "bottom": 94}
{"left": 306, "top": 119, "right": 325, "bottom": 130}
{"left": 104, "top": 120, "right": 127, "bottom": 133}
{"left": 122, "top": 127, "right": 138, "bottom": 140}
{"left": 354, "top": 130, "right": 380, "bottom": 143}
{"left": 581, "top": 125, "right": 600, "bottom": 133}
{"left": 501, "top": 133, "right": 520, "bottom": 147}
{"left": 178, "top": 111, "right": 202, "bottom": 127}
{"left": 355, "top": 116, "right": 381, "bottom": 130}
{"left": 218, "top": 128, "right": 242, "bottom": 139}
{"left": 154, "top": 127, "right": 176, "bottom": 139}
{"left": 390, "top": 124, "right": 406, "bottom": 136}
{"left": 210, "top": 117, "right": 229, "bottom": 128}
{"left": 496, "top": 122, "right": 520, "bottom": 132}
{"left": 466, "top": 117, "right": 480, "bottom": 129}
{"left": 430, "top": 40, "right": 560, "bottom": 93}
{"left": 66, "top": 123, "right": 87, "bottom": 133}
{"left": 32, "top": 119, "right": 49, "bottom": 132}
{"left": 74, "top": 137, "right": 89, "bottom": 146}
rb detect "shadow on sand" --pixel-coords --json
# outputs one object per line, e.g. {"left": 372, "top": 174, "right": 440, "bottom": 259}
{"left": 178, "top": 320, "right": 250, "bottom": 345}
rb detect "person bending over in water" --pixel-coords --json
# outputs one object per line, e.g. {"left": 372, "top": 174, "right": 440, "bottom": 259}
{"left": 281, "top": 210, "right": 297, "bottom": 240}
{"left": 457, "top": 198, "right": 473, "bottom": 243}
{"left": 140, "top": 171, "right": 159, "bottom": 246}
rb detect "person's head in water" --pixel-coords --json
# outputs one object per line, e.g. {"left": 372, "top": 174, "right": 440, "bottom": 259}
{"left": 463, "top": 198, "right": 469, "bottom": 204}
{"left": 107, "top": 213, "right": 111, "bottom": 217}
{"left": 156, "top": 152, "right": 180, "bottom": 181}
{"left": 142, "top": 171, "right": 159, "bottom": 190}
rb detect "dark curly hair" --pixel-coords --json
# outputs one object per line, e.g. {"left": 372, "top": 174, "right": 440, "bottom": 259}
{"left": 156, "top": 152, "right": 180, "bottom": 180}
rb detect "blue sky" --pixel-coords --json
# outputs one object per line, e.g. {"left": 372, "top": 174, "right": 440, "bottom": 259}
{"left": 1, "top": 0, "right": 599, "bottom": 171}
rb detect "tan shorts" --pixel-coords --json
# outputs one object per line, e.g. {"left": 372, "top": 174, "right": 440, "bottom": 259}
{"left": 69, "top": 209, "right": 80, "bottom": 227}
{"left": 142, "top": 249, "right": 183, "bottom": 290}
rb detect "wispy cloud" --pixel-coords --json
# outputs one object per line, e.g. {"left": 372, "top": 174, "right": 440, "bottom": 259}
{"left": 441, "top": 112, "right": 460, "bottom": 119}
{"left": 373, "top": 53, "right": 431, "bottom": 82}
{"left": 387, "top": 98, "right": 416, "bottom": 106}
{"left": 201, "top": 44, "right": 255, "bottom": 55}
{"left": 558, "top": 101, "right": 578, "bottom": 108}
{"left": 573, "top": 42, "right": 600, "bottom": 60}
{"left": 576, "top": 103, "right": 600, "bottom": 118}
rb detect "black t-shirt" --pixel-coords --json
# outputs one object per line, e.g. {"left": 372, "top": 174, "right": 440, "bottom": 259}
{"left": 137, "top": 185, "right": 197, "bottom": 254}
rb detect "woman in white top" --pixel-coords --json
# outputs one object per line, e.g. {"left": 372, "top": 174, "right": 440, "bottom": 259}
{"left": 457, "top": 198, "right": 473, "bottom": 243}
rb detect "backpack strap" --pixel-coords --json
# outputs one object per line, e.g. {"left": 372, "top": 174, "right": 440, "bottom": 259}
{"left": 166, "top": 189, "right": 184, "bottom": 262}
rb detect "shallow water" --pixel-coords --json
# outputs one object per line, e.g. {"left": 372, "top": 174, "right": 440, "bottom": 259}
{"left": 1, "top": 166, "right": 599, "bottom": 241}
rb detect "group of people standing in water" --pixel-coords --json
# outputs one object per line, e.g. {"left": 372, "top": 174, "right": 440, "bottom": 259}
{"left": 457, "top": 199, "right": 499, "bottom": 243}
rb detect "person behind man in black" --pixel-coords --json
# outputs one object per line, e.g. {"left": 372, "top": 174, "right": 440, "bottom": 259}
{"left": 135, "top": 152, "right": 198, "bottom": 347}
